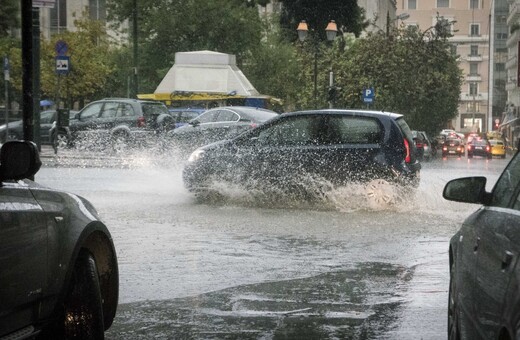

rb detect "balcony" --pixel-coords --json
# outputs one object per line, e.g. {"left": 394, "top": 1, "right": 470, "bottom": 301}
{"left": 507, "top": 0, "right": 520, "bottom": 26}
{"left": 466, "top": 54, "right": 483, "bottom": 62}
{"left": 466, "top": 74, "right": 482, "bottom": 82}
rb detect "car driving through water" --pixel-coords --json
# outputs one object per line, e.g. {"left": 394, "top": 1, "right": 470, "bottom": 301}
{"left": 183, "top": 109, "right": 421, "bottom": 204}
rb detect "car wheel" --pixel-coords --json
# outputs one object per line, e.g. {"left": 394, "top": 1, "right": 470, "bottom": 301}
{"left": 61, "top": 249, "right": 105, "bottom": 339}
{"left": 111, "top": 132, "right": 129, "bottom": 153}
{"left": 365, "top": 179, "right": 396, "bottom": 208}
{"left": 448, "top": 264, "right": 460, "bottom": 340}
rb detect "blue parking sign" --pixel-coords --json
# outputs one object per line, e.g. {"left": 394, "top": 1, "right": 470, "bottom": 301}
{"left": 56, "top": 56, "right": 70, "bottom": 74}
{"left": 363, "top": 87, "right": 375, "bottom": 103}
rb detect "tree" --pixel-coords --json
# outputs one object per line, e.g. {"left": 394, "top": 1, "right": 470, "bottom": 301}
{"left": 0, "top": 0, "right": 19, "bottom": 38}
{"left": 326, "top": 25, "right": 463, "bottom": 137}
{"left": 280, "top": 0, "right": 368, "bottom": 41}
{"left": 107, "top": 0, "right": 264, "bottom": 94}
{"left": 37, "top": 16, "right": 116, "bottom": 106}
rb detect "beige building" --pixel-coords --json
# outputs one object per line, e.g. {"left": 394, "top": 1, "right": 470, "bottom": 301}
{"left": 397, "top": 0, "right": 493, "bottom": 134}
{"left": 37, "top": 0, "right": 126, "bottom": 43}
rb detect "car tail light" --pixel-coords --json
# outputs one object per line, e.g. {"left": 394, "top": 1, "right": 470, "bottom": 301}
{"left": 137, "top": 116, "right": 146, "bottom": 128}
{"left": 467, "top": 145, "right": 472, "bottom": 150}
{"left": 416, "top": 142, "right": 423, "bottom": 148}
{"left": 250, "top": 123, "right": 257, "bottom": 128}
{"left": 457, "top": 147, "right": 461, "bottom": 151}
{"left": 443, "top": 146, "right": 447, "bottom": 151}
{"left": 486, "top": 146, "right": 490, "bottom": 151}
{"left": 404, "top": 138, "right": 411, "bottom": 163}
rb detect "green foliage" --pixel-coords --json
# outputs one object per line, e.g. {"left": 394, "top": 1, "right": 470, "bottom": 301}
{"left": 280, "top": 0, "right": 367, "bottom": 40}
{"left": 0, "top": 0, "right": 19, "bottom": 37}
{"left": 322, "top": 26, "right": 463, "bottom": 136}
{"left": 107, "top": 0, "right": 264, "bottom": 94}
{"left": 38, "top": 16, "right": 115, "bottom": 104}
{"left": 241, "top": 15, "right": 301, "bottom": 110}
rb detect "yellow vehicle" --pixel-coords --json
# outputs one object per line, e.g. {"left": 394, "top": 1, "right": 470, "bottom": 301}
{"left": 489, "top": 139, "right": 506, "bottom": 158}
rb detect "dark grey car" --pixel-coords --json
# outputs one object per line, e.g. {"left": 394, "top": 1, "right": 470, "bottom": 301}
{"left": 444, "top": 144, "right": 520, "bottom": 339}
{"left": 70, "top": 98, "right": 174, "bottom": 150}
{"left": 183, "top": 109, "right": 421, "bottom": 201}
{"left": 170, "top": 106, "right": 278, "bottom": 153}
{"left": 0, "top": 141, "right": 118, "bottom": 339}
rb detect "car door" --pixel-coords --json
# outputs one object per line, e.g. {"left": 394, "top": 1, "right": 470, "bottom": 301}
{"left": 175, "top": 109, "right": 220, "bottom": 147}
{"left": 471, "top": 153, "right": 520, "bottom": 338}
{"left": 39, "top": 111, "right": 56, "bottom": 143}
{"left": 234, "top": 114, "right": 321, "bottom": 188}
{"left": 0, "top": 183, "right": 48, "bottom": 335}
{"left": 72, "top": 102, "right": 104, "bottom": 138}
{"left": 205, "top": 109, "right": 240, "bottom": 142}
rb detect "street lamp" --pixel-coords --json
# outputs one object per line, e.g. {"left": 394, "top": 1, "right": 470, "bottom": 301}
{"left": 297, "top": 20, "right": 338, "bottom": 109}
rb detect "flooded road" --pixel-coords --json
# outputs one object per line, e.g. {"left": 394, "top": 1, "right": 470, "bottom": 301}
{"left": 37, "top": 150, "right": 510, "bottom": 339}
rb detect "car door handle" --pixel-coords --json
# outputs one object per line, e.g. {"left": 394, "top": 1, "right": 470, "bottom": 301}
{"left": 502, "top": 251, "right": 514, "bottom": 270}
{"left": 473, "top": 237, "right": 480, "bottom": 252}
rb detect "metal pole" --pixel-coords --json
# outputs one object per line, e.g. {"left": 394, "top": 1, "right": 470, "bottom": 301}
{"left": 21, "top": 0, "right": 34, "bottom": 143}
{"left": 132, "top": 0, "right": 138, "bottom": 98}
{"left": 313, "top": 47, "right": 317, "bottom": 109}
{"left": 4, "top": 56, "right": 9, "bottom": 142}
{"left": 328, "top": 70, "right": 333, "bottom": 109}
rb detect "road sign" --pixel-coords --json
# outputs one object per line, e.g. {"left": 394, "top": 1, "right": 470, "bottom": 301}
{"left": 56, "top": 56, "right": 70, "bottom": 74}
{"left": 3, "top": 56, "right": 9, "bottom": 81}
{"left": 55, "top": 40, "right": 68, "bottom": 56}
{"left": 363, "top": 87, "right": 375, "bottom": 103}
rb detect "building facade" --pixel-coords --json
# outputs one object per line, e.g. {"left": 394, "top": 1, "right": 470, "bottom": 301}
{"left": 504, "top": 0, "right": 520, "bottom": 149}
{"left": 397, "top": 0, "right": 497, "bottom": 134}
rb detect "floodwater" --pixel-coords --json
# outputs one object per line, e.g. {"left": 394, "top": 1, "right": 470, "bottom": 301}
{"left": 37, "top": 148, "right": 509, "bottom": 339}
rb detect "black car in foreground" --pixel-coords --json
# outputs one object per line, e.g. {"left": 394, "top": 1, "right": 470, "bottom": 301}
{"left": 183, "top": 109, "right": 421, "bottom": 201}
{"left": 466, "top": 138, "right": 492, "bottom": 159}
{"left": 444, "top": 144, "right": 520, "bottom": 339}
{"left": 170, "top": 106, "right": 278, "bottom": 153}
{"left": 0, "top": 141, "right": 118, "bottom": 339}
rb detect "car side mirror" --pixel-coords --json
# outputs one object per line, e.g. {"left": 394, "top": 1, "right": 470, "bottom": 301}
{"left": 0, "top": 141, "right": 41, "bottom": 182}
{"left": 443, "top": 176, "right": 489, "bottom": 204}
{"left": 190, "top": 120, "right": 200, "bottom": 127}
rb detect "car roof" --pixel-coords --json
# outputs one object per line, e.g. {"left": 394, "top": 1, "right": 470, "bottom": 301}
{"left": 283, "top": 109, "right": 403, "bottom": 120}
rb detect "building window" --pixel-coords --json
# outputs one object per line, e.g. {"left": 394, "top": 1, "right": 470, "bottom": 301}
{"left": 450, "top": 44, "right": 457, "bottom": 56}
{"left": 50, "top": 0, "right": 67, "bottom": 33}
{"left": 470, "top": 0, "right": 479, "bottom": 9}
{"left": 496, "top": 32, "right": 508, "bottom": 40}
{"left": 89, "top": 0, "right": 107, "bottom": 21}
{"left": 495, "top": 63, "right": 506, "bottom": 72}
{"left": 470, "top": 24, "right": 480, "bottom": 36}
{"left": 470, "top": 45, "right": 479, "bottom": 56}
{"left": 437, "top": 0, "right": 449, "bottom": 8}
{"left": 408, "top": 0, "right": 417, "bottom": 9}
{"left": 469, "top": 62, "right": 479, "bottom": 75}
{"left": 466, "top": 102, "right": 480, "bottom": 112}
{"left": 469, "top": 82, "right": 478, "bottom": 95}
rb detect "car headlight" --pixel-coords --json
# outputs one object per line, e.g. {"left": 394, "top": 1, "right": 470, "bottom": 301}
{"left": 188, "top": 148, "right": 205, "bottom": 162}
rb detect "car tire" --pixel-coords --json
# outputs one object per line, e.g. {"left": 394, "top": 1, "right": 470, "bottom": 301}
{"left": 365, "top": 179, "right": 396, "bottom": 208}
{"left": 448, "top": 263, "right": 460, "bottom": 340}
{"left": 111, "top": 132, "right": 129, "bottom": 153}
{"left": 56, "top": 249, "right": 105, "bottom": 339}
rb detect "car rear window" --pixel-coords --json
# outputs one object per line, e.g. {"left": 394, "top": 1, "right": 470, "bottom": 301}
{"left": 327, "top": 116, "right": 383, "bottom": 144}
{"left": 141, "top": 103, "right": 169, "bottom": 116}
{"left": 396, "top": 117, "right": 414, "bottom": 143}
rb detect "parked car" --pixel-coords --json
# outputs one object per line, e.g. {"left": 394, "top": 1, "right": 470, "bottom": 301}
{"left": 0, "top": 109, "right": 78, "bottom": 147}
{"left": 170, "top": 106, "right": 278, "bottom": 153}
{"left": 442, "top": 138, "right": 465, "bottom": 157}
{"left": 441, "top": 129, "right": 465, "bottom": 140}
{"left": 0, "top": 140, "right": 118, "bottom": 338}
{"left": 412, "top": 130, "right": 434, "bottom": 161}
{"left": 69, "top": 98, "right": 174, "bottom": 150}
{"left": 489, "top": 139, "right": 506, "bottom": 158}
{"left": 168, "top": 107, "right": 206, "bottom": 128}
{"left": 183, "top": 109, "right": 421, "bottom": 200}
{"left": 467, "top": 139, "right": 492, "bottom": 159}
{"left": 444, "top": 142, "right": 520, "bottom": 339}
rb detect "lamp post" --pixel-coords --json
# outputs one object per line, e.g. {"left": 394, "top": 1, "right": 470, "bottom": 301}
{"left": 297, "top": 20, "right": 338, "bottom": 109}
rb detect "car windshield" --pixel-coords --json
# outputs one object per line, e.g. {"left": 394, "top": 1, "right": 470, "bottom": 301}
{"left": 3, "top": 2, "right": 516, "bottom": 339}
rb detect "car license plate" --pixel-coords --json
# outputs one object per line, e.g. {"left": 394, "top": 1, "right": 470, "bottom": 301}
{"left": 475, "top": 147, "right": 482, "bottom": 149}
{"left": 449, "top": 151, "right": 455, "bottom": 154}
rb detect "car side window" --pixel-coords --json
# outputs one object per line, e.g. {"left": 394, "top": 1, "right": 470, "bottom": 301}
{"left": 79, "top": 103, "right": 103, "bottom": 120}
{"left": 196, "top": 110, "right": 219, "bottom": 124}
{"left": 492, "top": 152, "right": 520, "bottom": 208}
{"left": 325, "top": 116, "right": 382, "bottom": 144}
{"left": 100, "top": 102, "right": 119, "bottom": 118}
{"left": 40, "top": 111, "right": 55, "bottom": 124}
{"left": 216, "top": 110, "right": 239, "bottom": 122}
{"left": 117, "top": 103, "right": 134, "bottom": 117}
{"left": 257, "top": 116, "right": 316, "bottom": 145}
